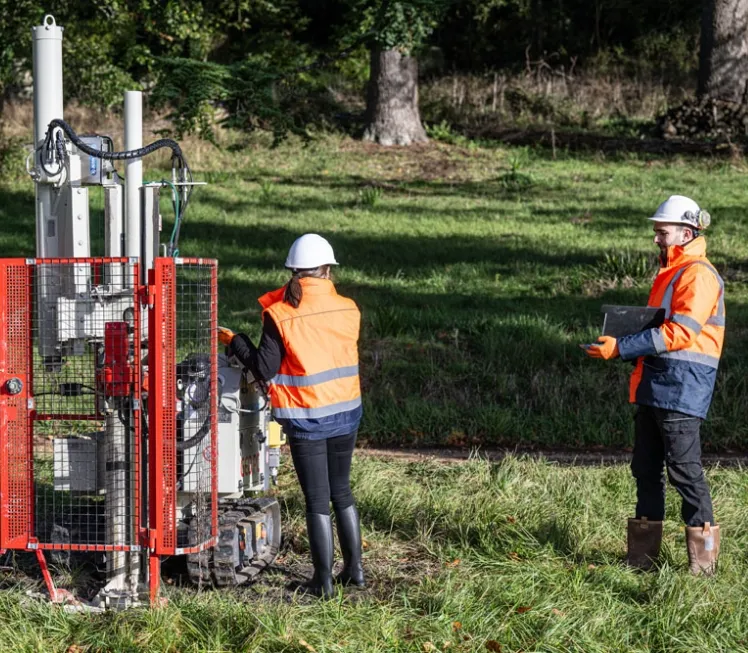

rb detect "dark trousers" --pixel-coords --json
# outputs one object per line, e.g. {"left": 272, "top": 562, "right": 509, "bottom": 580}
{"left": 631, "top": 405, "right": 714, "bottom": 527}
{"left": 289, "top": 431, "right": 357, "bottom": 515}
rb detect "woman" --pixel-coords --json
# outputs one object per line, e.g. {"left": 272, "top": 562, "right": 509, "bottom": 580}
{"left": 218, "top": 233, "right": 364, "bottom": 598}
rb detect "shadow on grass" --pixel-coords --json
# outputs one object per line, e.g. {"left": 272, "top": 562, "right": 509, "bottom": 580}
{"left": 3, "top": 181, "right": 748, "bottom": 450}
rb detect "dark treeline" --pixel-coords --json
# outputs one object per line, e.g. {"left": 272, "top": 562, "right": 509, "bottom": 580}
{"left": 1, "top": 0, "right": 701, "bottom": 109}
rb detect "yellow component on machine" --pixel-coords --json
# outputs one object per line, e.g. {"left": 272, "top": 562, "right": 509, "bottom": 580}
{"left": 267, "top": 421, "right": 285, "bottom": 447}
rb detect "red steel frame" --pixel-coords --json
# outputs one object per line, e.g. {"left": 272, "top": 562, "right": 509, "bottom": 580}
{"left": 0, "top": 259, "right": 34, "bottom": 552}
{"left": 0, "top": 256, "right": 218, "bottom": 603}
{"left": 148, "top": 257, "right": 218, "bottom": 602}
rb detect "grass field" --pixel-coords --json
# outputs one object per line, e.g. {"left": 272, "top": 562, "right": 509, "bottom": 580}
{"left": 2, "top": 133, "right": 748, "bottom": 450}
{"left": 1, "top": 454, "right": 748, "bottom": 652}
{"left": 2, "top": 134, "right": 748, "bottom": 651}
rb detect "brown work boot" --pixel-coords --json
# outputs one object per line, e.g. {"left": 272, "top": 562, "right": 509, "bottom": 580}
{"left": 626, "top": 517, "right": 663, "bottom": 570}
{"left": 686, "top": 522, "right": 720, "bottom": 576}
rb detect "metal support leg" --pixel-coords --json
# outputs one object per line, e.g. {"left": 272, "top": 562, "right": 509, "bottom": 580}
{"left": 149, "top": 552, "right": 160, "bottom": 604}
{"left": 35, "top": 549, "right": 75, "bottom": 604}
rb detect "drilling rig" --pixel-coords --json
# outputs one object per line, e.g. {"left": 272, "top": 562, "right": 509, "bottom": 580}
{"left": 0, "top": 15, "right": 283, "bottom": 609}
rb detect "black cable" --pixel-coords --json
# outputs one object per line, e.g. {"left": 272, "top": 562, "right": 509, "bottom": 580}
{"left": 175, "top": 415, "right": 210, "bottom": 452}
{"left": 43, "top": 118, "right": 193, "bottom": 254}
{"left": 45, "top": 118, "right": 188, "bottom": 169}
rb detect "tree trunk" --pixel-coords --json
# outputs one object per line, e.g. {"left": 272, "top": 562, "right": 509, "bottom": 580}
{"left": 698, "top": 0, "right": 748, "bottom": 102}
{"left": 363, "top": 47, "right": 428, "bottom": 146}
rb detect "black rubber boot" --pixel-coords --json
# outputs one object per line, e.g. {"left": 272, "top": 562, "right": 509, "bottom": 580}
{"left": 303, "top": 512, "right": 335, "bottom": 599}
{"left": 334, "top": 504, "right": 366, "bottom": 588}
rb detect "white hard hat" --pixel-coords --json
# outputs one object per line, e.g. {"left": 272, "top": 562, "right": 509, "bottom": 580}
{"left": 284, "top": 233, "right": 339, "bottom": 270}
{"left": 649, "top": 195, "right": 711, "bottom": 230}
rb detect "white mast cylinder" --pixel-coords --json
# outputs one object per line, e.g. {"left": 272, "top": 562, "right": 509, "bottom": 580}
{"left": 32, "top": 16, "right": 63, "bottom": 160}
{"left": 124, "top": 91, "right": 142, "bottom": 259}
{"left": 32, "top": 15, "right": 64, "bottom": 260}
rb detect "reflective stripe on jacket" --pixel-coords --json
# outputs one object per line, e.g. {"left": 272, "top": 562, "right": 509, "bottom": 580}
{"left": 259, "top": 278, "right": 362, "bottom": 437}
{"left": 617, "top": 237, "right": 724, "bottom": 419}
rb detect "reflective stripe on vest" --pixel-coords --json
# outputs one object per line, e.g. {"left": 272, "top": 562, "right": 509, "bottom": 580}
{"left": 273, "top": 397, "right": 362, "bottom": 419}
{"left": 659, "top": 261, "right": 725, "bottom": 321}
{"left": 659, "top": 350, "right": 720, "bottom": 368}
{"left": 271, "top": 364, "right": 359, "bottom": 388}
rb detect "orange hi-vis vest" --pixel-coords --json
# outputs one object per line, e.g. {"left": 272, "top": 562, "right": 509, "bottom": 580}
{"left": 617, "top": 237, "right": 725, "bottom": 419}
{"left": 258, "top": 278, "right": 362, "bottom": 425}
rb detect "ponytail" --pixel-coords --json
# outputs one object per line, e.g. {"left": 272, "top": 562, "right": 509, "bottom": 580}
{"left": 283, "top": 265, "right": 331, "bottom": 308}
{"left": 284, "top": 272, "right": 302, "bottom": 308}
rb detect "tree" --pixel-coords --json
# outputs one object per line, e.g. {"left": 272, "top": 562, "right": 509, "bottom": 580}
{"left": 698, "top": 0, "right": 748, "bottom": 102}
{"left": 361, "top": 1, "right": 448, "bottom": 146}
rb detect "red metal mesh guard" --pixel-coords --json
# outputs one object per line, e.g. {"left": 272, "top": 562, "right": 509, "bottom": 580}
{"left": 0, "top": 260, "right": 33, "bottom": 549}
{"left": 150, "top": 259, "right": 178, "bottom": 553}
{"left": 1, "top": 258, "right": 143, "bottom": 553}
{"left": 150, "top": 258, "right": 218, "bottom": 555}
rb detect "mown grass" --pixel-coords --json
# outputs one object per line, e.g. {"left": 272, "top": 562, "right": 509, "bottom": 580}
{"left": 2, "top": 132, "right": 747, "bottom": 449}
{"left": 1, "top": 455, "right": 747, "bottom": 651}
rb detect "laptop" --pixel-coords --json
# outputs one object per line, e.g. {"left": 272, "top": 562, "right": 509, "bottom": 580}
{"left": 600, "top": 305, "right": 665, "bottom": 338}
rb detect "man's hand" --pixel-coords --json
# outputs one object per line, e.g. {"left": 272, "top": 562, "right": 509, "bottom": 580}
{"left": 217, "top": 326, "right": 235, "bottom": 347}
{"left": 582, "top": 336, "right": 619, "bottom": 360}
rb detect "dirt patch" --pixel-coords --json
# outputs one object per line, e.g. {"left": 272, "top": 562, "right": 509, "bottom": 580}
{"left": 338, "top": 139, "right": 475, "bottom": 182}
{"left": 354, "top": 445, "right": 748, "bottom": 467}
{"left": 159, "top": 526, "right": 438, "bottom": 604}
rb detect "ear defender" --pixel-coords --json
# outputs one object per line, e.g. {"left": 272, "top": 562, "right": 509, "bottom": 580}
{"left": 684, "top": 210, "right": 711, "bottom": 231}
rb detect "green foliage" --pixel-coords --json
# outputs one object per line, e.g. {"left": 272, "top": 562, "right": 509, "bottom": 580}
{"left": 361, "top": 0, "right": 450, "bottom": 53}
{"left": 498, "top": 146, "right": 534, "bottom": 190}
{"left": 0, "top": 1, "right": 38, "bottom": 94}
{"left": 436, "top": 0, "right": 701, "bottom": 78}
{"left": 593, "top": 250, "right": 657, "bottom": 282}
{"left": 358, "top": 185, "right": 383, "bottom": 207}
{"left": 425, "top": 120, "right": 481, "bottom": 148}
{"left": 0, "top": 126, "right": 26, "bottom": 179}
{"left": 0, "top": 0, "right": 709, "bottom": 140}
{"left": 258, "top": 180, "right": 276, "bottom": 203}
{"left": 63, "top": 32, "right": 139, "bottom": 108}
{"left": 151, "top": 58, "right": 230, "bottom": 142}
{"left": 425, "top": 119, "right": 456, "bottom": 141}
{"left": 153, "top": 48, "right": 348, "bottom": 145}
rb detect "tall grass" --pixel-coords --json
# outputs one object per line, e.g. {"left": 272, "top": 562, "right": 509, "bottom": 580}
{"left": 0, "top": 455, "right": 746, "bottom": 651}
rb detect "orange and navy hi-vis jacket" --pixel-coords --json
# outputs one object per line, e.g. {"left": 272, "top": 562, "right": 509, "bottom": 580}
{"left": 258, "top": 277, "right": 362, "bottom": 438}
{"left": 617, "top": 237, "right": 725, "bottom": 419}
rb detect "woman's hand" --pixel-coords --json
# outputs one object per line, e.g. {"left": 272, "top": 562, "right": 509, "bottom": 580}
{"left": 217, "top": 326, "right": 236, "bottom": 346}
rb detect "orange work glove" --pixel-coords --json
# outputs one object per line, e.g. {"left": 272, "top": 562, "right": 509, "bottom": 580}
{"left": 583, "top": 336, "right": 619, "bottom": 360}
{"left": 217, "top": 326, "right": 235, "bottom": 347}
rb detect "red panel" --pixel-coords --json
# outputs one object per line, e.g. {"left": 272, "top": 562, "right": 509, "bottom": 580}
{"left": 36, "top": 543, "right": 139, "bottom": 552}
{"left": 131, "top": 262, "right": 142, "bottom": 542}
{"left": 210, "top": 263, "right": 218, "bottom": 540}
{"left": 34, "top": 414, "right": 103, "bottom": 421}
{"left": 0, "top": 260, "right": 33, "bottom": 549}
{"left": 149, "top": 259, "right": 177, "bottom": 554}
{"left": 102, "top": 322, "right": 130, "bottom": 396}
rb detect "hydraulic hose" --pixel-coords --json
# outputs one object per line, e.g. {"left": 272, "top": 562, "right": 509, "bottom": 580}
{"left": 45, "top": 118, "right": 188, "bottom": 168}
{"left": 42, "top": 118, "right": 194, "bottom": 254}
{"left": 176, "top": 416, "right": 210, "bottom": 452}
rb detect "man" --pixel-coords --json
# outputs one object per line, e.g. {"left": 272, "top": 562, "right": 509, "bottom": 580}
{"left": 585, "top": 195, "right": 724, "bottom": 575}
